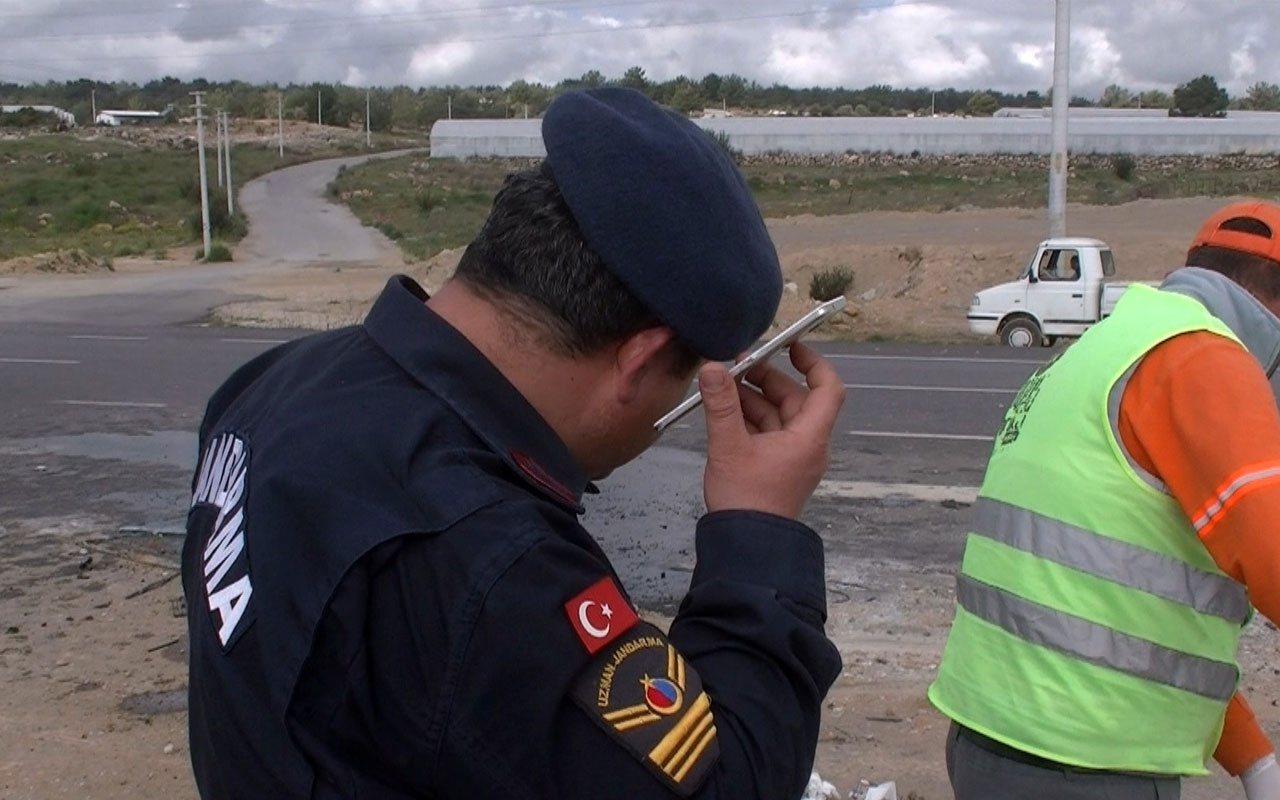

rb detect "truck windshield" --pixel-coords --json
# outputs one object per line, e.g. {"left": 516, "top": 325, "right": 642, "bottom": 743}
{"left": 1100, "top": 249, "right": 1116, "bottom": 278}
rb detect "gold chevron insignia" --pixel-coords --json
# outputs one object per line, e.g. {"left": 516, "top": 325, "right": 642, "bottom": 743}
{"left": 648, "top": 692, "right": 718, "bottom": 784}
{"left": 604, "top": 703, "right": 661, "bottom": 731}
{"left": 667, "top": 644, "right": 685, "bottom": 688}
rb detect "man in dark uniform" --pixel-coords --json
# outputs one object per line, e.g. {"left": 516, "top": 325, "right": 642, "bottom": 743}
{"left": 182, "top": 86, "right": 846, "bottom": 799}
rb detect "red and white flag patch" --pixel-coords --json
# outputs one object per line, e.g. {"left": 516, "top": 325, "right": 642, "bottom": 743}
{"left": 564, "top": 576, "right": 639, "bottom": 654}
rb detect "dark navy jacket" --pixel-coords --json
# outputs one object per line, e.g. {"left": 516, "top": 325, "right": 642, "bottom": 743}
{"left": 181, "top": 275, "right": 842, "bottom": 800}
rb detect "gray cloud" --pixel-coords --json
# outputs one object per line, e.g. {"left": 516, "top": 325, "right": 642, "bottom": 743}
{"left": 0, "top": 0, "right": 1274, "bottom": 99}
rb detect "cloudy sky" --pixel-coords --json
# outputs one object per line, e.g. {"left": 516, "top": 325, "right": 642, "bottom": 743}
{"left": 0, "top": 1, "right": 1275, "bottom": 99}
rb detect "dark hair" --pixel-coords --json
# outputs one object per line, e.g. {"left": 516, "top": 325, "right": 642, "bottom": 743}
{"left": 1186, "top": 244, "right": 1280, "bottom": 303}
{"left": 454, "top": 163, "right": 700, "bottom": 374}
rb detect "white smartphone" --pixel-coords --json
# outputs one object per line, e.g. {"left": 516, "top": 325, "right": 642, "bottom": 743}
{"left": 653, "top": 294, "right": 847, "bottom": 432}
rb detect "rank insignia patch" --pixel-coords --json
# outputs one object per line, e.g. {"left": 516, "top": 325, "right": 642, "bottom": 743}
{"left": 571, "top": 622, "right": 719, "bottom": 795}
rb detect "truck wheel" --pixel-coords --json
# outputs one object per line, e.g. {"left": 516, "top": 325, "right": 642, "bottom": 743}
{"left": 1001, "top": 319, "right": 1042, "bottom": 348}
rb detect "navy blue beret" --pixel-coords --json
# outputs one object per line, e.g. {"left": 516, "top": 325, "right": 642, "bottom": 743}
{"left": 542, "top": 87, "right": 781, "bottom": 361}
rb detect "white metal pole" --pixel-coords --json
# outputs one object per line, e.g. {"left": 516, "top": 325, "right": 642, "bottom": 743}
{"left": 223, "top": 112, "right": 234, "bottom": 216}
{"left": 447, "top": 95, "right": 451, "bottom": 120}
{"left": 215, "top": 110, "right": 224, "bottom": 187}
{"left": 192, "top": 92, "right": 212, "bottom": 258}
{"left": 318, "top": 90, "right": 322, "bottom": 126}
{"left": 1048, "top": 0, "right": 1071, "bottom": 238}
{"left": 277, "top": 92, "right": 284, "bottom": 158}
{"left": 366, "top": 89, "right": 371, "bottom": 149}
{"left": 90, "top": 89, "right": 96, "bottom": 124}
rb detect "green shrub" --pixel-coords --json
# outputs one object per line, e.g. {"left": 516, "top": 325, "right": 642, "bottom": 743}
{"left": 176, "top": 176, "right": 200, "bottom": 201}
{"left": 1113, "top": 154, "right": 1137, "bottom": 181}
{"left": 197, "top": 242, "right": 234, "bottom": 262}
{"left": 809, "top": 266, "right": 854, "bottom": 301}
{"left": 187, "top": 189, "right": 246, "bottom": 239}
{"left": 63, "top": 198, "right": 108, "bottom": 231}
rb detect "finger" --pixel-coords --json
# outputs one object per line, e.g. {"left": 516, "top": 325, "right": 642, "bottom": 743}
{"left": 736, "top": 382, "right": 783, "bottom": 432}
{"left": 744, "top": 355, "right": 807, "bottom": 415}
{"left": 781, "top": 343, "right": 847, "bottom": 436}
{"left": 698, "top": 362, "right": 749, "bottom": 451}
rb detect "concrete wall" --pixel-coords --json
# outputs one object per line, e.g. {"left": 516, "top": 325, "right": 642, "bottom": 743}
{"left": 430, "top": 111, "right": 1280, "bottom": 158}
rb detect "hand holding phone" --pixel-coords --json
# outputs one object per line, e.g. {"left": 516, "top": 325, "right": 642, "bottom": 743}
{"left": 654, "top": 295, "right": 847, "bottom": 432}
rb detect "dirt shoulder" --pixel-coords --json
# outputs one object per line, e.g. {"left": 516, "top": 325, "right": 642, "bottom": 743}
{"left": 36, "top": 195, "right": 1220, "bottom": 340}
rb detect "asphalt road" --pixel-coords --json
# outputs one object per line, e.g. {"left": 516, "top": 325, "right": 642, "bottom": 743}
{"left": 0, "top": 312, "right": 1048, "bottom": 605}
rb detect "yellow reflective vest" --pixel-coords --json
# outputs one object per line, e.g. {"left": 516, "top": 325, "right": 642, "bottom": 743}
{"left": 929, "top": 284, "right": 1250, "bottom": 775}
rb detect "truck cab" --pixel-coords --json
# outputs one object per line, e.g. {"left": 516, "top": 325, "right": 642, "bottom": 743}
{"left": 967, "top": 237, "right": 1131, "bottom": 347}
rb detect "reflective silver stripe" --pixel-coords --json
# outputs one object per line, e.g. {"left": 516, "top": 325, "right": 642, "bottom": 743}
{"left": 1193, "top": 465, "right": 1280, "bottom": 532}
{"left": 973, "top": 497, "right": 1249, "bottom": 624}
{"left": 957, "top": 575, "right": 1238, "bottom": 701}
{"left": 1106, "top": 362, "right": 1167, "bottom": 494}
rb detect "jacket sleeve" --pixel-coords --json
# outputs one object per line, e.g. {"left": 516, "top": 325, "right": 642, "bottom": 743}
{"left": 1216, "top": 693, "right": 1275, "bottom": 776}
{"left": 285, "top": 494, "right": 840, "bottom": 799}
{"left": 402, "top": 504, "right": 839, "bottom": 799}
{"left": 665, "top": 511, "right": 843, "bottom": 797}
{"left": 1119, "top": 331, "right": 1280, "bottom": 773}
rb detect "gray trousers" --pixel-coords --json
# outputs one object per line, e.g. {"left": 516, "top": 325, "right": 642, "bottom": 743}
{"left": 946, "top": 723, "right": 1182, "bottom": 800}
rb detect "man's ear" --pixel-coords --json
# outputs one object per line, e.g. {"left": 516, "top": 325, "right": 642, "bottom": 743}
{"left": 613, "top": 327, "right": 676, "bottom": 404}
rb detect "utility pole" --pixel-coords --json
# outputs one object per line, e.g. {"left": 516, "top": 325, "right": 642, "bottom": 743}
{"left": 1048, "top": 0, "right": 1071, "bottom": 238}
{"left": 277, "top": 91, "right": 284, "bottom": 158}
{"left": 447, "top": 95, "right": 452, "bottom": 119}
{"left": 215, "top": 110, "right": 224, "bottom": 187}
{"left": 366, "top": 89, "right": 371, "bottom": 149}
{"left": 318, "top": 90, "right": 322, "bottom": 126}
{"left": 90, "top": 89, "right": 96, "bottom": 124}
{"left": 192, "top": 92, "right": 212, "bottom": 259}
{"left": 222, "top": 111, "right": 234, "bottom": 216}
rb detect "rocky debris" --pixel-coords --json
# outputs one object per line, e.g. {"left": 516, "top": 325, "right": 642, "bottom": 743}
{"left": 0, "top": 249, "right": 112, "bottom": 274}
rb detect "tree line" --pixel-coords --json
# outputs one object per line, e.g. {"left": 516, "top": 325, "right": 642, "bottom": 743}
{"left": 1, "top": 70, "right": 1272, "bottom": 131}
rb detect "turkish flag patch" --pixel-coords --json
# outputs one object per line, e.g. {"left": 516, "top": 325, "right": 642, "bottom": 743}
{"left": 564, "top": 576, "right": 639, "bottom": 654}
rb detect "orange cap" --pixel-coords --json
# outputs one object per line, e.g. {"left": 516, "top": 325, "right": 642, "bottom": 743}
{"left": 1188, "top": 200, "right": 1280, "bottom": 263}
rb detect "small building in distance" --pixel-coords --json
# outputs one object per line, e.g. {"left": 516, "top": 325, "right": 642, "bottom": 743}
{"left": 95, "top": 105, "right": 175, "bottom": 126}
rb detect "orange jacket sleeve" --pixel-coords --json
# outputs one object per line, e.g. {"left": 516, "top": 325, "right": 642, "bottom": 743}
{"left": 1119, "top": 330, "right": 1280, "bottom": 774}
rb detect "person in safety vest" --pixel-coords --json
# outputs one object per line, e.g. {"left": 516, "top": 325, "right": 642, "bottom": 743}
{"left": 181, "top": 87, "right": 847, "bottom": 800}
{"left": 929, "top": 199, "right": 1280, "bottom": 800}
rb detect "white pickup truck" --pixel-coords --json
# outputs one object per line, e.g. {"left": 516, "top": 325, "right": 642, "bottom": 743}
{"left": 967, "top": 237, "right": 1147, "bottom": 347}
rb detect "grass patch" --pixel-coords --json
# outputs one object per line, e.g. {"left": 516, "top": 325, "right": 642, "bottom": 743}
{"left": 6, "top": 134, "right": 1280, "bottom": 266}
{"left": 0, "top": 132, "right": 418, "bottom": 261}
{"left": 327, "top": 156, "right": 523, "bottom": 261}
{"left": 327, "top": 152, "right": 1280, "bottom": 264}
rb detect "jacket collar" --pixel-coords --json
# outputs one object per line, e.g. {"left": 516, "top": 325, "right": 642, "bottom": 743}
{"left": 1160, "top": 267, "right": 1280, "bottom": 377}
{"left": 362, "top": 275, "right": 590, "bottom": 513}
